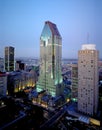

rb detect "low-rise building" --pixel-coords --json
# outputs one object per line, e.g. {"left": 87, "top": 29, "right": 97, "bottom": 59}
{"left": 0, "top": 58, "right": 4, "bottom": 72}
{"left": 0, "top": 72, "right": 7, "bottom": 97}
{"left": 7, "top": 70, "right": 37, "bottom": 96}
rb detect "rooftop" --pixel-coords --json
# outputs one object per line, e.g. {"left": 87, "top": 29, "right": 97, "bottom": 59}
{"left": 81, "top": 44, "right": 96, "bottom": 50}
{"left": 45, "top": 21, "right": 61, "bottom": 37}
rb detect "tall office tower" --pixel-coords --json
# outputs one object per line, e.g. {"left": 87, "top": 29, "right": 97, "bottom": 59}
{"left": 4, "top": 46, "right": 15, "bottom": 72}
{"left": 37, "top": 21, "right": 63, "bottom": 97}
{"left": 78, "top": 44, "right": 99, "bottom": 115}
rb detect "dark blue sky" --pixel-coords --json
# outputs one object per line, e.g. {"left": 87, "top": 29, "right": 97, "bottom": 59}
{"left": 0, "top": 0, "right": 102, "bottom": 58}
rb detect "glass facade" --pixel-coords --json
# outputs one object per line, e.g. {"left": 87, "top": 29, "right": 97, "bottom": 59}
{"left": 5, "top": 46, "right": 14, "bottom": 72}
{"left": 37, "top": 21, "right": 63, "bottom": 97}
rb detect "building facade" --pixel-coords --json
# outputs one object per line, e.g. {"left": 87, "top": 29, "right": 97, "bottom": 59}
{"left": 15, "top": 60, "right": 25, "bottom": 71}
{"left": 0, "top": 58, "right": 4, "bottom": 72}
{"left": 7, "top": 70, "right": 37, "bottom": 96}
{"left": 0, "top": 72, "right": 7, "bottom": 97}
{"left": 71, "top": 63, "right": 78, "bottom": 101}
{"left": 4, "top": 46, "right": 15, "bottom": 72}
{"left": 37, "top": 21, "right": 63, "bottom": 97}
{"left": 78, "top": 44, "right": 99, "bottom": 115}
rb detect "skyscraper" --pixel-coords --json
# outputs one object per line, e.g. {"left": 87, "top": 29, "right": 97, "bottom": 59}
{"left": 78, "top": 44, "right": 99, "bottom": 115}
{"left": 4, "top": 46, "right": 15, "bottom": 72}
{"left": 37, "top": 21, "right": 63, "bottom": 97}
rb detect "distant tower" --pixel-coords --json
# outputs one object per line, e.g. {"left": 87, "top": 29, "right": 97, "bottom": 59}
{"left": 4, "top": 46, "right": 15, "bottom": 72}
{"left": 37, "top": 21, "right": 63, "bottom": 97}
{"left": 15, "top": 60, "right": 25, "bottom": 71}
{"left": 78, "top": 44, "right": 99, "bottom": 115}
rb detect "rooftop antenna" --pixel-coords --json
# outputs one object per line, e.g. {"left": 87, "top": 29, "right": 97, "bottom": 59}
{"left": 87, "top": 32, "right": 89, "bottom": 44}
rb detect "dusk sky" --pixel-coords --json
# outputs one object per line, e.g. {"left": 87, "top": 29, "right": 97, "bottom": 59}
{"left": 0, "top": 0, "right": 102, "bottom": 59}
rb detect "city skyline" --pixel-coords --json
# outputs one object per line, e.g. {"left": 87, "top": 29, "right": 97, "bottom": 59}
{"left": 0, "top": 0, "right": 102, "bottom": 58}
